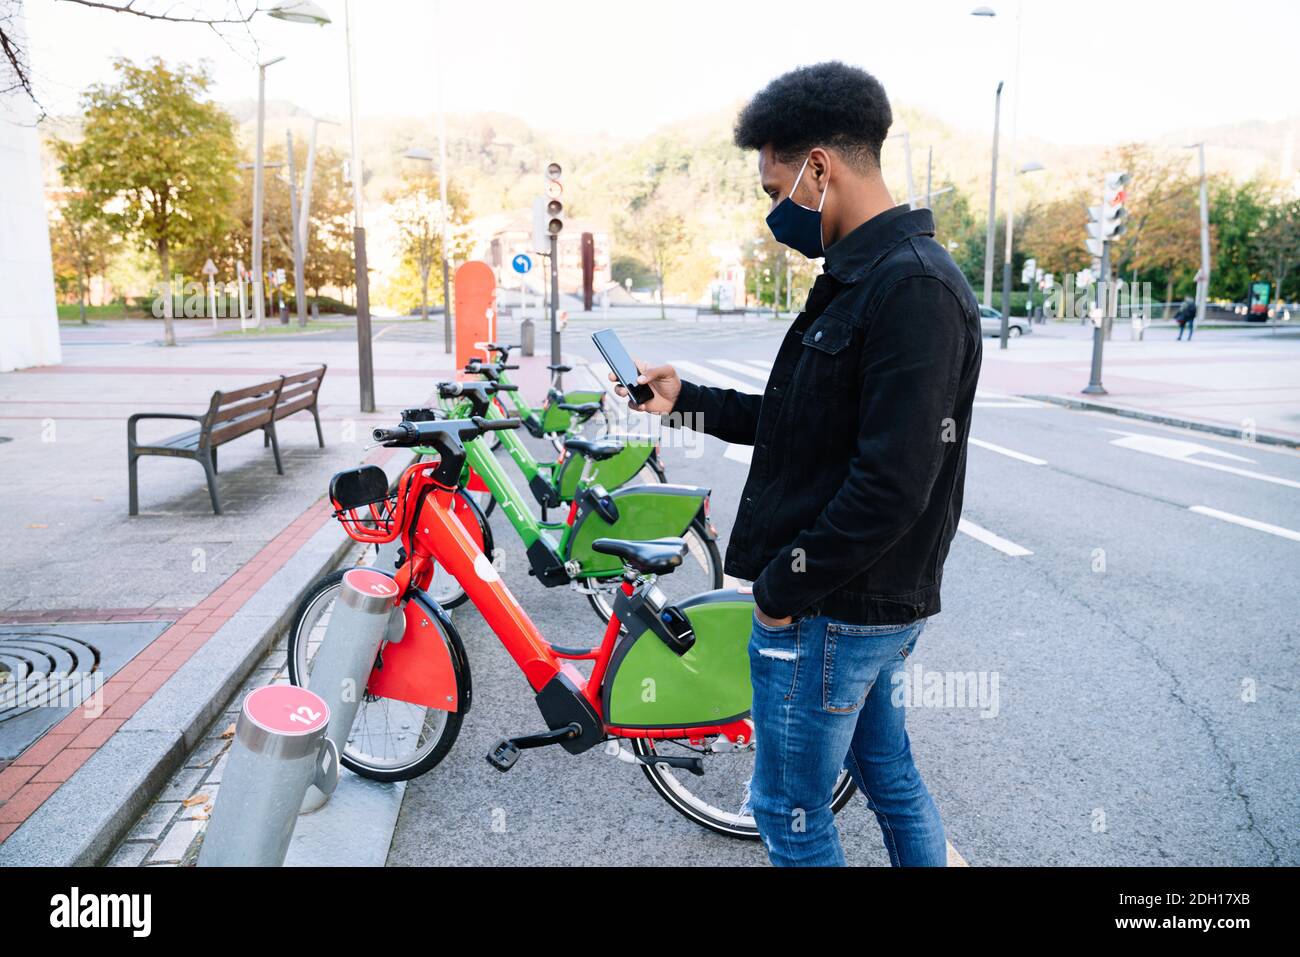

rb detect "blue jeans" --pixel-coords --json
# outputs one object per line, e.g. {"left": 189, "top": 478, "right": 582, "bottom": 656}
{"left": 747, "top": 612, "right": 946, "bottom": 867}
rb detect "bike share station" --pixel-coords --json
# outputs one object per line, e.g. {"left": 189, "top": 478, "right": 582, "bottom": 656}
{"left": 195, "top": 255, "right": 814, "bottom": 866}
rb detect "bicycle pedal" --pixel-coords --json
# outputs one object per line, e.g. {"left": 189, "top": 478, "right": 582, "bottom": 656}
{"left": 486, "top": 739, "right": 521, "bottom": 772}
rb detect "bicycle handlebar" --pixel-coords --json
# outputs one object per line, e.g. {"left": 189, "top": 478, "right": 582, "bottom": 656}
{"left": 371, "top": 415, "right": 521, "bottom": 448}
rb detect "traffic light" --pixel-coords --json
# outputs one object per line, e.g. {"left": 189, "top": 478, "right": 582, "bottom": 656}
{"left": 532, "top": 161, "right": 565, "bottom": 253}
{"left": 1086, "top": 170, "right": 1129, "bottom": 247}
{"left": 544, "top": 162, "right": 564, "bottom": 235}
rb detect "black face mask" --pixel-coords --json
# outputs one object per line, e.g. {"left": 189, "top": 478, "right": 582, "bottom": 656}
{"left": 765, "top": 156, "right": 828, "bottom": 259}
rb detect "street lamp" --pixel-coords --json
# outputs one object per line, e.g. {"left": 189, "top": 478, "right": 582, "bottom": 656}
{"left": 251, "top": 56, "right": 285, "bottom": 331}
{"left": 1185, "top": 142, "right": 1212, "bottom": 328}
{"left": 267, "top": 1, "right": 330, "bottom": 24}
{"left": 970, "top": 4, "right": 1024, "bottom": 315}
{"left": 998, "top": 159, "right": 1045, "bottom": 349}
{"left": 270, "top": 0, "right": 376, "bottom": 412}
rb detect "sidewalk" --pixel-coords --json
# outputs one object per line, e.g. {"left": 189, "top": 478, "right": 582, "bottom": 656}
{"left": 977, "top": 324, "right": 1300, "bottom": 445}
{"left": 0, "top": 317, "right": 554, "bottom": 862}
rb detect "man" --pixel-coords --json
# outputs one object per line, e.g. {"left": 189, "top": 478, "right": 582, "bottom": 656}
{"left": 1175, "top": 296, "right": 1196, "bottom": 340}
{"left": 611, "top": 62, "right": 981, "bottom": 866}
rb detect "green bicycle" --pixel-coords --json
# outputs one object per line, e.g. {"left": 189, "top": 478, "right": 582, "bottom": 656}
{"left": 441, "top": 373, "right": 664, "bottom": 518}
{"left": 471, "top": 342, "right": 610, "bottom": 446}
{"left": 419, "top": 382, "right": 722, "bottom": 622}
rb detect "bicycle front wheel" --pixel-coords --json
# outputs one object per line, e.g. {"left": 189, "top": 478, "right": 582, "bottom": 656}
{"left": 286, "top": 569, "right": 470, "bottom": 782}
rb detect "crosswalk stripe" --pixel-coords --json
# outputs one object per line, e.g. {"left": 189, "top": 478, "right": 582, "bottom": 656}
{"left": 712, "top": 359, "right": 770, "bottom": 382}
{"left": 969, "top": 438, "right": 1047, "bottom": 466}
{"left": 724, "top": 444, "right": 753, "bottom": 465}
{"left": 958, "top": 519, "right": 1033, "bottom": 556}
{"left": 746, "top": 359, "right": 774, "bottom": 370}
{"left": 1189, "top": 506, "right": 1300, "bottom": 542}
{"left": 672, "top": 359, "right": 761, "bottom": 394}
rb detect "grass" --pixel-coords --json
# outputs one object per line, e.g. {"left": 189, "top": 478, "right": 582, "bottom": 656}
{"left": 217, "top": 320, "right": 346, "bottom": 337}
{"left": 57, "top": 303, "right": 148, "bottom": 321}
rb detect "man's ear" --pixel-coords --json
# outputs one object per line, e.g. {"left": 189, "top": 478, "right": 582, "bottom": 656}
{"left": 807, "top": 147, "right": 832, "bottom": 189}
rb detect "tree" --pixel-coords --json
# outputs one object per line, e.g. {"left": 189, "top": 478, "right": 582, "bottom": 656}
{"left": 387, "top": 173, "right": 470, "bottom": 320}
{"left": 620, "top": 192, "right": 687, "bottom": 319}
{"left": 1020, "top": 190, "right": 1092, "bottom": 281}
{"left": 930, "top": 183, "right": 988, "bottom": 289}
{"left": 59, "top": 58, "right": 237, "bottom": 345}
{"left": 217, "top": 140, "right": 355, "bottom": 307}
{"left": 1251, "top": 196, "right": 1300, "bottom": 303}
{"left": 47, "top": 180, "right": 117, "bottom": 323}
{"left": 1098, "top": 145, "right": 1202, "bottom": 311}
{"left": 1208, "top": 177, "right": 1270, "bottom": 301}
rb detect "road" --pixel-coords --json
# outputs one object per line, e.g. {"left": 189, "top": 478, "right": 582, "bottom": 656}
{"left": 387, "top": 314, "right": 1299, "bottom": 866}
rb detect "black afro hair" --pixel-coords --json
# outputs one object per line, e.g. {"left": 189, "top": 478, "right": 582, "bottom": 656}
{"left": 734, "top": 61, "right": 892, "bottom": 171}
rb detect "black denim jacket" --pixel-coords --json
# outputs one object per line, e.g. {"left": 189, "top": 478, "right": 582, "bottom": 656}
{"left": 671, "top": 205, "right": 982, "bottom": 624}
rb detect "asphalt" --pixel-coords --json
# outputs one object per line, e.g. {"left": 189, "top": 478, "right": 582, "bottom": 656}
{"left": 388, "top": 315, "right": 1299, "bottom": 866}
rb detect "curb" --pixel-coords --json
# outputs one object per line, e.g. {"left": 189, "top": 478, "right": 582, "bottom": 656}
{"left": 0, "top": 453, "right": 414, "bottom": 867}
{"left": 1023, "top": 394, "right": 1300, "bottom": 450}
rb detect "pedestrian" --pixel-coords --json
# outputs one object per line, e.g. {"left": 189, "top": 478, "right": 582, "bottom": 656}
{"left": 609, "top": 62, "right": 981, "bottom": 867}
{"left": 1175, "top": 296, "right": 1196, "bottom": 340}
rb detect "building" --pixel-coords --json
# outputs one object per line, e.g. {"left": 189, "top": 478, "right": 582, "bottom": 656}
{"left": 0, "top": 7, "right": 60, "bottom": 371}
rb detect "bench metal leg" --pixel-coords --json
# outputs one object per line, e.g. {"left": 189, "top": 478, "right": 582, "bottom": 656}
{"left": 266, "top": 425, "right": 284, "bottom": 475}
{"left": 311, "top": 403, "right": 325, "bottom": 448}
{"left": 201, "top": 450, "right": 223, "bottom": 515}
{"left": 128, "top": 452, "right": 140, "bottom": 516}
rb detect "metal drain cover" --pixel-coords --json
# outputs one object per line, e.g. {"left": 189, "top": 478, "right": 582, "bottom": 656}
{"left": 0, "top": 621, "right": 170, "bottom": 760}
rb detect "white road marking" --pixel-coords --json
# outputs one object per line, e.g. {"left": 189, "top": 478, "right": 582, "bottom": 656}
{"left": 712, "top": 359, "right": 770, "bottom": 382}
{"left": 969, "top": 438, "right": 1047, "bottom": 466}
{"left": 973, "top": 391, "right": 1046, "bottom": 409}
{"left": 1188, "top": 506, "right": 1300, "bottom": 542}
{"left": 672, "top": 359, "right": 761, "bottom": 394}
{"left": 746, "top": 359, "right": 774, "bottom": 371}
{"left": 1107, "top": 429, "right": 1300, "bottom": 490}
{"left": 724, "top": 444, "right": 753, "bottom": 465}
{"left": 958, "top": 519, "right": 1033, "bottom": 556}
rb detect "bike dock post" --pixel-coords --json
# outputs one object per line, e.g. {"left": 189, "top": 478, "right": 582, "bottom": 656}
{"left": 198, "top": 684, "right": 337, "bottom": 867}
{"left": 299, "top": 567, "right": 402, "bottom": 812}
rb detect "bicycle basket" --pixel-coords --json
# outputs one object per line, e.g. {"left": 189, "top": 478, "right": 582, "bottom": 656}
{"left": 330, "top": 465, "right": 400, "bottom": 544}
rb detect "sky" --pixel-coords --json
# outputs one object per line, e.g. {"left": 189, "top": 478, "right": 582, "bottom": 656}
{"left": 21, "top": 0, "right": 1300, "bottom": 146}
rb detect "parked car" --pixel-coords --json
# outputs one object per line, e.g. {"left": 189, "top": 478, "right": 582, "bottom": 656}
{"left": 979, "top": 305, "right": 1030, "bottom": 337}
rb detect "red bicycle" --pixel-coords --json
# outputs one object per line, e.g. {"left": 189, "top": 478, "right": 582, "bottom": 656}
{"left": 287, "top": 414, "right": 856, "bottom": 837}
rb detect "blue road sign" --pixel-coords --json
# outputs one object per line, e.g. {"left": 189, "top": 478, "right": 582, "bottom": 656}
{"left": 511, "top": 254, "right": 533, "bottom": 275}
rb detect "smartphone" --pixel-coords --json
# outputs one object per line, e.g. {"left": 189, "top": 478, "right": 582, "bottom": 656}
{"left": 592, "top": 328, "right": 655, "bottom": 405}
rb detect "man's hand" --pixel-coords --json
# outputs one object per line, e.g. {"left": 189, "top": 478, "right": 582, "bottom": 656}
{"left": 609, "top": 359, "right": 682, "bottom": 415}
{"left": 754, "top": 606, "right": 794, "bottom": 628}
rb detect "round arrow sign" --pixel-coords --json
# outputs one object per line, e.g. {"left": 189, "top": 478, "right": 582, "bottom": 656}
{"left": 512, "top": 254, "right": 533, "bottom": 274}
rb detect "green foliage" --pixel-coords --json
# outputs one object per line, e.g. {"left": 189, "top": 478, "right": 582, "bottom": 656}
{"left": 611, "top": 255, "right": 656, "bottom": 289}
{"left": 58, "top": 57, "right": 238, "bottom": 344}
{"left": 385, "top": 172, "right": 472, "bottom": 318}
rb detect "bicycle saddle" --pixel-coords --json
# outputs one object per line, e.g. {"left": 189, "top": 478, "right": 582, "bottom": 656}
{"left": 547, "top": 363, "right": 572, "bottom": 373}
{"left": 591, "top": 537, "right": 687, "bottom": 575}
{"left": 558, "top": 401, "right": 601, "bottom": 416}
{"left": 563, "top": 437, "right": 623, "bottom": 461}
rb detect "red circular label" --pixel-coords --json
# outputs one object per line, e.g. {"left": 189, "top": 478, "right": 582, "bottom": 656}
{"left": 243, "top": 684, "right": 330, "bottom": 735}
{"left": 344, "top": 568, "right": 400, "bottom": 598}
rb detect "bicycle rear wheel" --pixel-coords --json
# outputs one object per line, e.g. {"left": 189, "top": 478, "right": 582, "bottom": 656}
{"left": 629, "top": 736, "right": 857, "bottom": 840}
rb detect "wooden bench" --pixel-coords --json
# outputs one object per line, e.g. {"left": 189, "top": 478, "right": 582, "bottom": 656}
{"left": 128, "top": 377, "right": 285, "bottom": 516}
{"left": 269, "top": 365, "right": 327, "bottom": 449}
